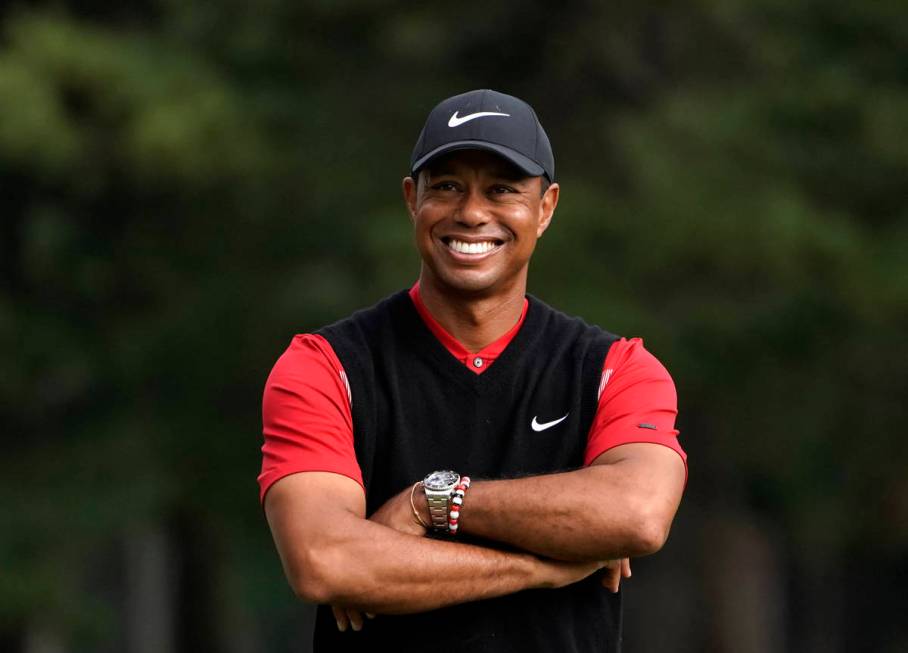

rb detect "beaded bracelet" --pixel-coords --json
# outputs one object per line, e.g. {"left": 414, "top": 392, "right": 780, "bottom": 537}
{"left": 447, "top": 476, "right": 471, "bottom": 535}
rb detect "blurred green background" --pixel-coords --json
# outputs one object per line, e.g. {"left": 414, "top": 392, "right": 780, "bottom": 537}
{"left": 1, "top": 1, "right": 906, "bottom": 651}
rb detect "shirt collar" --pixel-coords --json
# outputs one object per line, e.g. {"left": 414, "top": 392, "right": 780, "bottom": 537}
{"left": 409, "top": 281, "right": 528, "bottom": 374}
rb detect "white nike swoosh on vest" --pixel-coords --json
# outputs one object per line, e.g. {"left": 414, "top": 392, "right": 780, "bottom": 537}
{"left": 448, "top": 111, "right": 511, "bottom": 127}
{"left": 531, "top": 414, "right": 569, "bottom": 432}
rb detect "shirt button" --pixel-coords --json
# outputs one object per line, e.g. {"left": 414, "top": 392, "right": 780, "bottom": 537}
{"left": 473, "top": 357, "right": 484, "bottom": 368}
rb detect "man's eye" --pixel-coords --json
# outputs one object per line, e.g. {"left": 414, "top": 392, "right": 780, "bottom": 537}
{"left": 432, "top": 182, "right": 458, "bottom": 191}
{"left": 491, "top": 185, "right": 516, "bottom": 194}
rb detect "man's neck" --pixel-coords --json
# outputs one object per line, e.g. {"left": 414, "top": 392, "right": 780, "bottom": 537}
{"left": 417, "top": 274, "right": 527, "bottom": 353}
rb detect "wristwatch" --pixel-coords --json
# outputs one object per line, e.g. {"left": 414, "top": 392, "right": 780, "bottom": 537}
{"left": 423, "top": 470, "right": 461, "bottom": 532}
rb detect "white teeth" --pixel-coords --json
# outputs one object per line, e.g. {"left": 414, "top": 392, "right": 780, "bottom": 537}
{"left": 448, "top": 239, "right": 497, "bottom": 254}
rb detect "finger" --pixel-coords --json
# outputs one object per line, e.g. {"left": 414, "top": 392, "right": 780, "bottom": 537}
{"left": 622, "top": 558, "right": 632, "bottom": 578}
{"left": 600, "top": 565, "right": 620, "bottom": 593}
{"left": 332, "top": 605, "right": 349, "bottom": 632}
{"left": 347, "top": 608, "right": 364, "bottom": 632}
{"left": 365, "top": 612, "right": 376, "bottom": 619}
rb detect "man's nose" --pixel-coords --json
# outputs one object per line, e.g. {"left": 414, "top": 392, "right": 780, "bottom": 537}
{"left": 455, "top": 188, "right": 489, "bottom": 226}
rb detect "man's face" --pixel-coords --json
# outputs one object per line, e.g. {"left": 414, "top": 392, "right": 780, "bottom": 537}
{"left": 402, "top": 150, "right": 559, "bottom": 296}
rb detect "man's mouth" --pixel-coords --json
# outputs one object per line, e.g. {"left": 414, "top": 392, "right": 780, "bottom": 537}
{"left": 441, "top": 237, "right": 505, "bottom": 255}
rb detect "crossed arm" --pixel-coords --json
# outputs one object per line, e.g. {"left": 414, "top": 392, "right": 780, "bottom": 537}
{"left": 263, "top": 442, "right": 685, "bottom": 617}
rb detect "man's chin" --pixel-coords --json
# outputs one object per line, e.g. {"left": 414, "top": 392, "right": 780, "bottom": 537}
{"left": 430, "top": 269, "right": 515, "bottom": 298}
{"left": 442, "top": 279, "right": 494, "bottom": 296}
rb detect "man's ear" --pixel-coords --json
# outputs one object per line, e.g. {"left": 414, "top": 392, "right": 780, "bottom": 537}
{"left": 536, "top": 182, "right": 560, "bottom": 238}
{"left": 402, "top": 175, "right": 418, "bottom": 224}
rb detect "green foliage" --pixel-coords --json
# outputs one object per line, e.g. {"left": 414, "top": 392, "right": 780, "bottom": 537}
{"left": 1, "top": 0, "right": 905, "bottom": 648}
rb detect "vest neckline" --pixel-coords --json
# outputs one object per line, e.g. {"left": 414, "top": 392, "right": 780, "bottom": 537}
{"left": 394, "top": 290, "right": 545, "bottom": 392}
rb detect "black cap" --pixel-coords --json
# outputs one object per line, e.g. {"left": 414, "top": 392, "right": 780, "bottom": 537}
{"left": 410, "top": 89, "right": 554, "bottom": 182}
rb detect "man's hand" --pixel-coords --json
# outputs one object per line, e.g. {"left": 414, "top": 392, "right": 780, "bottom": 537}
{"left": 332, "top": 605, "right": 375, "bottom": 632}
{"left": 600, "top": 558, "right": 632, "bottom": 593}
{"left": 368, "top": 483, "right": 428, "bottom": 537}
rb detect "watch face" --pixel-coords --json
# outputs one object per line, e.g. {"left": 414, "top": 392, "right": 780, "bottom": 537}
{"left": 424, "top": 470, "right": 459, "bottom": 491}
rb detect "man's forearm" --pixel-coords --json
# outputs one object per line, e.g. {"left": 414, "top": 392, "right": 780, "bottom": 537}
{"left": 280, "top": 510, "right": 600, "bottom": 615}
{"left": 453, "top": 446, "right": 685, "bottom": 562}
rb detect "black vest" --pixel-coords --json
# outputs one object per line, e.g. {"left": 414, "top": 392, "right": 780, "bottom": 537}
{"left": 315, "top": 290, "right": 622, "bottom": 652}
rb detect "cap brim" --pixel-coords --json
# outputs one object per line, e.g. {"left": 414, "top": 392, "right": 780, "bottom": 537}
{"left": 411, "top": 140, "right": 547, "bottom": 180}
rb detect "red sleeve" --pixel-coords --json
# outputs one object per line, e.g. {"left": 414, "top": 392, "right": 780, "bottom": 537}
{"left": 584, "top": 338, "right": 687, "bottom": 475}
{"left": 258, "top": 334, "right": 364, "bottom": 505}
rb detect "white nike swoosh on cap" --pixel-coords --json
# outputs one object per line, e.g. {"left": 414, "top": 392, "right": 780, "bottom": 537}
{"left": 531, "top": 414, "right": 569, "bottom": 432}
{"left": 448, "top": 111, "right": 511, "bottom": 127}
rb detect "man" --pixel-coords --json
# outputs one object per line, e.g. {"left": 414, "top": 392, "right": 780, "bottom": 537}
{"left": 259, "top": 89, "right": 687, "bottom": 652}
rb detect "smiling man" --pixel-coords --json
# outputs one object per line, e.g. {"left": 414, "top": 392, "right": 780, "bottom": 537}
{"left": 259, "top": 89, "right": 687, "bottom": 652}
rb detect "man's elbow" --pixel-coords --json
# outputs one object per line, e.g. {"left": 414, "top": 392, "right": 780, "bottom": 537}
{"left": 628, "top": 513, "right": 672, "bottom": 556}
{"left": 584, "top": 508, "right": 673, "bottom": 560}
{"left": 291, "top": 570, "right": 331, "bottom": 605}
{"left": 287, "top": 546, "right": 349, "bottom": 605}
{"left": 623, "top": 494, "right": 679, "bottom": 555}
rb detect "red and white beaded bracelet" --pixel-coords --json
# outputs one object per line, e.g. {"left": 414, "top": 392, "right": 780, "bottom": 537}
{"left": 448, "top": 476, "right": 471, "bottom": 535}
